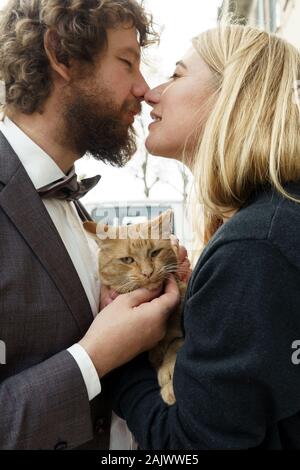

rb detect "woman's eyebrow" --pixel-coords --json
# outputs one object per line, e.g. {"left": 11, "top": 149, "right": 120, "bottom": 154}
{"left": 175, "top": 60, "right": 188, "bottom": 70}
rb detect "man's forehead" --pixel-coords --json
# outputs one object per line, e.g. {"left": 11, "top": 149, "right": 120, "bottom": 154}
{"left": 107, "top": 27, "right": 141, "bottom": 56}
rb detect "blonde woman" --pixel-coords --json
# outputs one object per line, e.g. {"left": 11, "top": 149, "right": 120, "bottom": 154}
{"left": 109, "top": 25, "right": 300, "bottom": 449}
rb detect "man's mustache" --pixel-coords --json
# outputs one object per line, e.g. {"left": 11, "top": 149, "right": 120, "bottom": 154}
{"left": 123, "top": 101, "right": 142, "bottom": 115}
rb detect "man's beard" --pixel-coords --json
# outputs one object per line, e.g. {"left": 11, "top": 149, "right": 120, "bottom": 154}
{"left": 62, "top": 86, "right": 138, "bottom": 167}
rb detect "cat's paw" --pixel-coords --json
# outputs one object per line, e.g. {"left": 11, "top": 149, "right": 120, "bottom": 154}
{"left": 158, "top": 361, "right": 175, "bottom": 387}
{"left": 161, "top": 382, "right": 176, "bottom": 406}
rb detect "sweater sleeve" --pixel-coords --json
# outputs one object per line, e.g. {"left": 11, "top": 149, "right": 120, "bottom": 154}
{"left": 111, "top": 240, "right": 300, "bottom": 449}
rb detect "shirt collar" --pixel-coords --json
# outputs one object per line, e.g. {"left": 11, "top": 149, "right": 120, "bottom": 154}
{"left": 0, "top": 116, "right": 65, "bottom": 190}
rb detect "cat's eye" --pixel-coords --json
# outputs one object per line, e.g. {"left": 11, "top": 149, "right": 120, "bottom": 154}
{"left": 120, "top": 257, "right": 135, "bottom": 264}
{"left": 151, "top": 249, "right": 163, "bottom": 258}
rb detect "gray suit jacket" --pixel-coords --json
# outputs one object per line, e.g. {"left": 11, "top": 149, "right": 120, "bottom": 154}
{"left": 0, "top": 132, "right": 111, "bottom": 449}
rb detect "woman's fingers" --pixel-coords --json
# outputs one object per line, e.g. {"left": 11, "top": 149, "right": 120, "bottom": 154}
{"left": 172, "top": 240, "right": 192, "bottom": 283}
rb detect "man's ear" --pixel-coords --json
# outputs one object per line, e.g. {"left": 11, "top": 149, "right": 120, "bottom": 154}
{"left": 44, "top": 29, "right": 71, "bottom": 82}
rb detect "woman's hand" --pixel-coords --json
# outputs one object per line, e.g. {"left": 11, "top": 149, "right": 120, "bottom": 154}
{"left": 170, "top": 235, "right": 192, "bottom": 284}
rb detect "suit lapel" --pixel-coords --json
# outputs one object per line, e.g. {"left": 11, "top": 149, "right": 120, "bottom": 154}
{"left": 0, "top": 133, "right": 94, "bottom": 335}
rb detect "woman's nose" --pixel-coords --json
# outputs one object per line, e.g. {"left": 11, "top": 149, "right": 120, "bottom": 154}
{"left": 145, "top": 86, "right": 162, "bottom": 107}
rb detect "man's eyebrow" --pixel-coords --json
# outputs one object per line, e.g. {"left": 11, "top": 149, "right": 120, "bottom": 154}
{"left": 117, "top": 47, "right": 141, "bottom": 61}
{"left": 176, "top": 60, "right": 188, "bottom": 70}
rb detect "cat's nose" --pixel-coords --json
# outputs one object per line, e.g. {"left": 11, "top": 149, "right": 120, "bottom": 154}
{"left": 142, "top": 270, "right": 153, "bottom": 279}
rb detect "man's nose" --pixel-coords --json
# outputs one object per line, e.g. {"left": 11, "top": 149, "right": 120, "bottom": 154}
{"left": 132, "top": 73, "right": 150, "bottom": 101}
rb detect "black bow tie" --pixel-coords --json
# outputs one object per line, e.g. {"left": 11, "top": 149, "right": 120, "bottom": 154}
{"left": 38, "top": 166, "right": 101, "bottom": 201}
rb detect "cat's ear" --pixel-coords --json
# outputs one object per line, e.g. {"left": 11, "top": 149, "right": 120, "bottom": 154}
{"left": 83, "top": 221, "right": 99, "bottom": 243}
{"left": 150, "top": 209, "right": 174, "bottom": 240}
{"left": 83, "top": 221, "right": 111, "bottom": 244}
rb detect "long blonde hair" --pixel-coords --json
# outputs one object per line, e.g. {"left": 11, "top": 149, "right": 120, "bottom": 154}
{"left": 191, "top": 25, "right": 300, "bottom": 244}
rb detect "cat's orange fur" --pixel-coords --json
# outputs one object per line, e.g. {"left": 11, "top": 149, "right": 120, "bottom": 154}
{"left": 84, "top": 210, "right": 186, "bottom": 405}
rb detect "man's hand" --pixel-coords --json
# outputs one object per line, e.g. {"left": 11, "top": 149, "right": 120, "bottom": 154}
{"left": 79, "top": 275, "right": 180, "bottom": 378}
{"left": 100, "top": 285, "right": 119, "bottom": 310}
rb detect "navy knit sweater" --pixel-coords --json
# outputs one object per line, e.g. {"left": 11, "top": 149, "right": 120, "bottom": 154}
{"left": 111, "top": 181, "right": 300, "bottom": 449}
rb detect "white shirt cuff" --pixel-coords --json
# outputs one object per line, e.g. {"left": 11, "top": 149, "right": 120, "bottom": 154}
{"left": 67, "top": 343, "right": 101, "bottom": 401}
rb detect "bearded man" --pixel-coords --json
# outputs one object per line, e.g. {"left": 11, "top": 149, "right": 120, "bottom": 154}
{"left": 0, "top": 0, "right": 181, "bottom": 449}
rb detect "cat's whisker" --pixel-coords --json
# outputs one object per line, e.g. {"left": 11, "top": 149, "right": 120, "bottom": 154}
{"left": 164, "top": 263, "right": 190, "bottom": 272}
{"left": 165, "top": 264, "right": 179, "bottom": 270}
{"left": 116, "top": 278, "right": 141, "bottom": 294}
{"left": 160, "top": 267, "right": 178, "bottom": 274}
{"left": 158, "top": 263, "right": 178, "bottom": 272}
{"left": 173, "top": 267, "right": 191, "bottom": 274}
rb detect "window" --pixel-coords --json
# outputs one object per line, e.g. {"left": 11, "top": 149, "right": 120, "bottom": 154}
{"left": 255, "top": 0, "right": 281, "bottom": 32}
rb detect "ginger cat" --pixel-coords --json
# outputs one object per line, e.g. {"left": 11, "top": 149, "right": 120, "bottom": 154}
{"left": 84, "top": 210, "right": 186, "bottom": 405}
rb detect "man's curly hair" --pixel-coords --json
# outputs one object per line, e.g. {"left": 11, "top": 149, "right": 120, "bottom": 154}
{"left": 0, "top": 0, "right": 157, "bottom": 114}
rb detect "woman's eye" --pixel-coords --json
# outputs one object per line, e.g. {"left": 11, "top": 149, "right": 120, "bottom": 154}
{"left": 151, "top": 249, "right": 163, "bottom": 258}
{"left": 120, "top": 257, "right": 135, "bottom": 264}
{"left": 169, "top": 73, "right": 180, "bottom": 80}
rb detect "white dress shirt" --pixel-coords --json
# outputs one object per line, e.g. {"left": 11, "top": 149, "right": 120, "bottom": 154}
{"left": 0, "top": 116, "right": 135, "bottom": 450}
